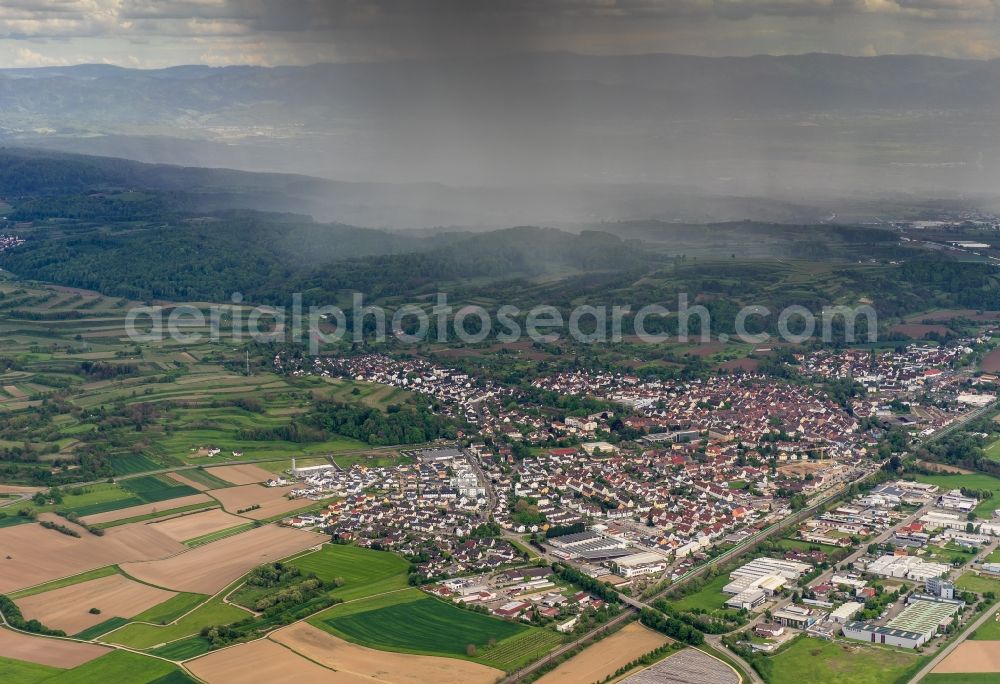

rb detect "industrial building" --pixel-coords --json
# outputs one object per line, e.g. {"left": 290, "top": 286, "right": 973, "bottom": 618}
{"left": 829, "top": 601, "right": 864, "bottom": 624}
{"left": 722, "top": 557, "right": 811, "bottom": 610}
{"left": 864, "top": 554, "right": 951, "bottom": 582}
{"left": 842, "top": 596, "right": 961, "bottom": 649}
{"left": 612, "top": 551, "right": 669, "bottom": 578}
{"left": 926, "top": 577, "right": 956, "bottom": 600}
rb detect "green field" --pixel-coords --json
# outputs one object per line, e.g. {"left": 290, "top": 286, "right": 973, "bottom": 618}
{"left": 983, "top": 437, "right": 1000, "bottom": 463}
{"left": 149, "top": 636, "right": 212, "bottom": 660}
{"left": 925, "top": 676, "right": 1000, "bottom": 684}
{"left": 955, "top": 572, "right": 1000, "bottom": 594}
{"left": 311, "top": 588, "right": 553, "bottom": 670}
{"left": 289, "top": 544, "right": 410, "bottom": 601}
{"left": 669, "top": 571, "right": 732, "bottom": 612}
{"left": 119, "top": 475, "right": 199, "bottom": 504}
{"left": 104, "top": 595, "right": 247, "bottom": 649}
{"left": 97, "top": 502, "right": 218, "bottom": 529}
{"left": 773, "top": 538, "right": 843, "bottom": 555}
{"left": 41, "top": 650, "right": 193, "bottom": 684}
{"left": 970, "top": 609, "right": 1000, "bottom": 640}
{"left": 170, "top": 468, "right": 231, "bottom": 490}
{"left": 129, "top": 593, "right": 207, "bottom": 625}
{"left": 0, "top": 514, "right": 33, "bottom": 528}
{"left": 109, "top": 453, "right": 161, "bottom": 476}
{"left": 52, "top": 484, "right": 142, "bottom": 517}
{"left": 73, "top": 617, "right": 130, "bottom": 640}
{"left": 910, "top": 473, "right": 1000, "bottom": 518}
{"left": 0, "top": 655, "right": 62, "bottom": 684}
{"left": 759, "top": 636, "right": 924, "bottom": 684}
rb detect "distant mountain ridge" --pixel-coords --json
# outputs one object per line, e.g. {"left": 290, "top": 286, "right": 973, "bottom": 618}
{"left": 4, "top": 54, "right": 1000, "bottom": 220}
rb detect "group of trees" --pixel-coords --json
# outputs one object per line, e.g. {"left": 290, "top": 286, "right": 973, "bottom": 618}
{"left": 639, "top": 607, "right": 704, "bottom": 645}
{"left": 305, "top": 399, "right": 456, "bottom": 446}
{"left": 552, "top": 563, "right": 620, "bottom": 604}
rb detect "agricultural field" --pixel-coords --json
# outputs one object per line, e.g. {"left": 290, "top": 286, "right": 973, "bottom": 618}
{"left": 0, "top": 280, "right": 389, "bottom": 490}
{"left": 0, "top": 655, "right": 61, "bottom": 684}
{"left": 102, "top": 594, "right": 248, "bottom": 649}
{"left": 202, "top": 464, "right": 274, "bottom": 486}
{"left": 0, "top": 628, "right": 109, "bottom": 669}
{"left": 536, "top": 623, "right": 670, "bottom": 684}
{"left": 933, "top": 640, "right": 1000, "bottom": 675}
{"left": 758, "top": 636, "right": 925, "bottom": 684}
{"left": 185, "top": 639, "right": 343, "bottom": 683}
{"left": 288, "top": 543, "right": 411, "bottom": 601}
{"left": 39, "top": 649, "right": 196, "bottom": 683}
{"left": 970, "top": 609, "right": 1000, "bottom": 640}
{"left": 310, "top": 588, "right": 560, "bottom": 671}
{"left": 270, "top": 622, "right": 502, "bottom": 684}
{"left": 165, "top": 469, "right": 232, "bottom": 491}
{"left": 910, "top": 473, "right": 1000, "bottom": 518}
{"left": 119, "top": 476, "right": 200, "bottom": 504}
{"left": 145, "top": 508, "right": 247, "bottom": 543}
{"left": 79, "top": 495, "right": 214, "bottom": 526}
{"left": 14, "top": 573, "right": 177, "bottom": 634}
{"left": 205, "top": 483, "right": 313, "bottom": 520}
{"left": 926, "top": 675, "right": 1000, "bottom": 684}
{"left": 0, "top": 520, "right": 182, "bottom": 594}
{"left": 129, "top": 593, "right": 208, "bottom": 626}
{"left": 118, "top": 524, "right": 322, "bottom": 593}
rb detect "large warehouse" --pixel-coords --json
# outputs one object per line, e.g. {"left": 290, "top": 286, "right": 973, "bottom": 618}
{"left": 842, "top": 597, "right": 961, "bottom": 649}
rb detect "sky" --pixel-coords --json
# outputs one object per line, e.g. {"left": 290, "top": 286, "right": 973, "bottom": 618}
{"left": 1, "top": 0, "right": 1000, "bottom": 69}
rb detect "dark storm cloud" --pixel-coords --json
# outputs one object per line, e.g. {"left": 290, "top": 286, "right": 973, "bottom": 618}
{"left": 1, "top": 1, "right": 1000, "bottom": 66}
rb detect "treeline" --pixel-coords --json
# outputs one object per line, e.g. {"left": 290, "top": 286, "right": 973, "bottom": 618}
{"left": 553, "top": 564, "right": 620, "bottom": 604}
{"left": 79, "top": 361, "right": 137, "bottom": 380}
{"left": 0, "top": 595, "right": 66, "bottom": 637}
{"left": 545, "top": 522, "right": 586, "bottom": 538}
{"left": 639, "top": 608, "right": 705, "bottom": 645}
{"left": 652, "top": 598, "right": 748, "bottom": 634}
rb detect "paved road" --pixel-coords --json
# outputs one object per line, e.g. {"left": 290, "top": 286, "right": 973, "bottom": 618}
{"left": 908, "top": 601, "right": 1000, "bottom": 683}
{"left": 705, "top": 634, "right": 765, "bottom": 684}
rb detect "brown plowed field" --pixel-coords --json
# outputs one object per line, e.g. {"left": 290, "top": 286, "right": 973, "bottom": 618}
{"left": 270, "top": 622, "right": 502, "bottom": 684}
{"left": 0, "top": 627, "right": 110, "bottom": 668}
{"left": 204, "top": 464, "right": 274, "bottom": 485}
{"left": 187, "top": 638, "right": 366, "bottom": 683}
{"left": 147, "top": 508, "right": 246, "bottom": 542}
{"left": 933, "top": 640, "right": 1000, "bottom": 673}
{"left": 15, "top": 574, "right": 176, "bottom": 634}
{"left": 207, "top": 484, "right": 311, "bottom": 520}
{"left": 79, "top": 493, "right": 214, "bottom": 525}
{"left": 119, "top": 524, "right": 321, "bottom": 593}
{"left": 0, "top": 522, "right": 184, "bottom": 594}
